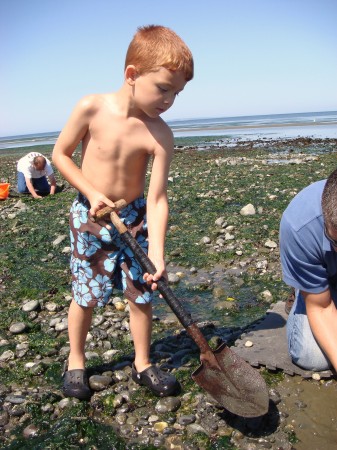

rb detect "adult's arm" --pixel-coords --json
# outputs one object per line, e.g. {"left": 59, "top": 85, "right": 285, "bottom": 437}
{"left": 303, "top": 289, "right": 337, "bottom": 371}
{"left": 25, "top": 177, "right": 42, "bottom": 199}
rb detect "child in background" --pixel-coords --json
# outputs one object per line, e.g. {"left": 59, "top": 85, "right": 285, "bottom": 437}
{"left": 52, "top": 25, "right": 193, "bottom": 399}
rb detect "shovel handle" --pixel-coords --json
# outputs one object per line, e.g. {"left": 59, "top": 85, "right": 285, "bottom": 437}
{"left": 94, "top": 204, "right": 194, "bottom": 329}
{"left": 120, "top": 221, "right": 194, "bottom": 329}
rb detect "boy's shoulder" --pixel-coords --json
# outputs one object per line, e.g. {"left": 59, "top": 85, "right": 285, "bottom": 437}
{"left": 146, "top": 116, "right": 174, "bottom": 145}
{"left": 76, "top": 93, "right": 112, "bottom": 114}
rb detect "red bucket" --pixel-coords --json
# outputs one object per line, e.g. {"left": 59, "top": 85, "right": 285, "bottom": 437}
{"left": 0, "top": 183, "right": 10, "bottom": 200}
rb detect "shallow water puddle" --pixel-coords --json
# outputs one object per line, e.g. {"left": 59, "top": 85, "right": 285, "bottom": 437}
{"left": 277, "top": 376, "right": 337, "bottom": 450}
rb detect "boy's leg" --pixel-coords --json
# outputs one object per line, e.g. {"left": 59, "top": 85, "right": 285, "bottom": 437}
{"left": 287, "top": 290, "right": 331, "bottom": 371}
{"left": 128, "top": 297, "right": 180, "bottom": 396}
{"left": 62, "top": 299, "right": 94, "bottom": 400}
{"left": 67, "top": 299, "right": 94, "bottom": 370}
{"left": 63, "top": 195, "right": 116, "bottom": 400}
{"left": 128, "top": 300, "right": 152, "bottom": 372}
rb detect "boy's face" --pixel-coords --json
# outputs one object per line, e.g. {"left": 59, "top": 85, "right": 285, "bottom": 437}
{"left": 131, "top": 67, "right": 187, "bottom": 119}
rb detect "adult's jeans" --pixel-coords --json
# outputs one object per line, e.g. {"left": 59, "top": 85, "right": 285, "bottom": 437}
{"left": 17, "top": 172, "right": 50, "bottom": 194}
{"left": 287, "top": 289, "right": 331, "bottom": 371}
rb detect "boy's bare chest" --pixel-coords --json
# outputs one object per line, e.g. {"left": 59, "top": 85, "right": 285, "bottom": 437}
{"left": 88, "top": 117, "right": 155, "bottom": 155}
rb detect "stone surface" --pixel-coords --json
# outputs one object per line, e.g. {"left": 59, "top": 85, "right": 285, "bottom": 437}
{"left": 234, "top": 301, "right": 333, "bottom": 378}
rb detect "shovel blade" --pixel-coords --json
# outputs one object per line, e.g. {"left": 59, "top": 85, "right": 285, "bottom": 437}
{"left": 192, "top": 343, "right": 269, "bottom": 417}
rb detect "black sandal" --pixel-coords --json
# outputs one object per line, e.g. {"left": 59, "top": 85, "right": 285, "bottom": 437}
{"left": 62, "top": 361, "right": 92, "bottom": 400}
{"left": 132, "top": 363, "right": 180, "bottom": 397}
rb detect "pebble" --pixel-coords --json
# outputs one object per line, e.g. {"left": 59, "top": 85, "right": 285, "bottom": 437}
{"left": 23, "top": 424, "right": 39, "bottom": 438}
{"left": 265, "top": 239, "right": 278, "bottom": 249}
{"left": 312, "top": 373, "right": 321, "bottom": 380}
{"left": 167, "top": 273, "right": 180, "bottom": 284}
{"left": 245, "top": 340, "right": 254, "bottom": 347}
{"left": 22, "top": 300, "right": 40, "bottom": 312}
{"left": 177, "top": 414, "right": 196, "bottom": 425}
{"left": 52, "top": 235, "right": 67, "bottom": 246}
{"left": 155, "top": 397, "right": 181, "bottom": 413}
{"left": 5, "top": 394, "right": 26, "bottom": 404}
{"left": 102, "top": 349, "right": 120, "bottom": 360}
{"left": 9, "top": 322, "right": 27, "bottom": 334}
{"left": 114, "top": 301, "right": 126, "bottom": 311}
{"left": 225, "top": 232, "right": 235, "bottom": 241}
{"left": 0, "top": 350, "right": 15, "bottom": 361}
{"left": 269, "top": 388, "right": 282, "bottom": 405}
{"left": 261, "top": 289, "right": 273, "bottom": 302}
{"left": 240, "top": 204, "right": 256, "bottom": 215}
{"left": 45, "top": 302, "right": 59, "bottom": 312}
{"left": 0, "top": 411, "right": 9, "bottom": 427}
{"left": 153, "top": 421, "right": 169, "bottom": 433}
{"left": 54, "top": 320, "right": 68, "bottom": 332}
{"left": 215, "top": 217, "right": 227, "bottom": 227}
{"left": 89, "top": 374, "right": 113, "bottom": 391}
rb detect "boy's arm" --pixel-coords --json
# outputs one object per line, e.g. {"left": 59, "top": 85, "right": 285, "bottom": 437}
{"left": 52, "top": 97, "right": 115, "bottom": 214}
{"left": 144, "top": 130, "right": 174, "bottom": 289}
{"left": 303, "top": 289, "right": 337, "bottom": 371}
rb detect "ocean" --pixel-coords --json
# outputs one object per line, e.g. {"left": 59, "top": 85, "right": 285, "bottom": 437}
{"left": 0, "top": 111, "right": 336, "bottom": 150}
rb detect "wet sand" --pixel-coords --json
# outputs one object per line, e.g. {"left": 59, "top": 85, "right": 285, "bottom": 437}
{"left": 278, "top": 376, "right": 337, "bottom": 450}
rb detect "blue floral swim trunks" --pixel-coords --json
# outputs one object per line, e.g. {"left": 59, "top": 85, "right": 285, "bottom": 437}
{"left": 69, "top": 194, "right": 153, "bottom": 307}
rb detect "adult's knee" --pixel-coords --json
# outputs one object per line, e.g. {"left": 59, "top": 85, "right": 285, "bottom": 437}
{"left": 291, "top": 351, "right": 331, "bottom": 372}
{"left": 288, "top": 330, "right": 331, "bottom": 371}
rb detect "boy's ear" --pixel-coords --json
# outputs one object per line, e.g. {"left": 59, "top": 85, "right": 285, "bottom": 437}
{"left": 125, "top": 65, "right": 138, "bottom": 85}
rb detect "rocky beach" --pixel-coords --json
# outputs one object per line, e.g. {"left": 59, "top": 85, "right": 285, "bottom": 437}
{"left": 1, "top": 137, "right": 337, "bottom": 449}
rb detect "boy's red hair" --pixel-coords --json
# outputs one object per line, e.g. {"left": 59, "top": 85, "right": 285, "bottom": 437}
{"left": 125, "top": 25, "right": 194, "bottom": 81}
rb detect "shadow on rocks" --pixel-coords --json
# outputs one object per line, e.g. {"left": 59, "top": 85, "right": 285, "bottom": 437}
{"left": 219, "top": 399, "right": 280, "bottom": 436}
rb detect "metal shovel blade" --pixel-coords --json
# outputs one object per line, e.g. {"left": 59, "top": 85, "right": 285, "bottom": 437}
{"left": 191, "top": 342, "right": 269, "bottom": 417}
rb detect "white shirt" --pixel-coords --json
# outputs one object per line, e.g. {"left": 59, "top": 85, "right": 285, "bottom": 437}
{"left": 17, "top": 152, "right": 54, "bottom": 179}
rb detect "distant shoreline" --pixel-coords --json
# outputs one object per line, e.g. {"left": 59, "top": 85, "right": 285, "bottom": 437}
{"left": 1, "top": 116, "right": 336, "bottom": 151}
{"left": 173, "top": 120, "right": 337, "bottom": 133}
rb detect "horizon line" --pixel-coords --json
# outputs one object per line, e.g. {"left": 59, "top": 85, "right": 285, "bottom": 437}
{"left": 1, "top": 109, "right": 336, "bottom": 140}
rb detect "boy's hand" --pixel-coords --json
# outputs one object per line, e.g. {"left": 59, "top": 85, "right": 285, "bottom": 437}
{"left": 143, "top": 258, "right": 167, "bottom": 295}
{"left": 88, "top": 193, "right": 116, "bottom": 228}
{"left": 89, "top": 196, "right": 116, "bottom": 217}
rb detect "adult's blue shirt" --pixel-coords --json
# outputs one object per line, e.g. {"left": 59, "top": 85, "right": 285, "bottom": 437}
{"left": 280, "top": 179, "right": 337, "bottom": 301}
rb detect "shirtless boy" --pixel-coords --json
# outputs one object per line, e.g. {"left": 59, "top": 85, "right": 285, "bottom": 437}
{"left": 52, "top": 25, "right": 193, "bottom": 400}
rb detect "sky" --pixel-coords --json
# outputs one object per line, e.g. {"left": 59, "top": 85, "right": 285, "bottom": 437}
{"left": 1, "top": 0, "right": 336, "bottom": 137}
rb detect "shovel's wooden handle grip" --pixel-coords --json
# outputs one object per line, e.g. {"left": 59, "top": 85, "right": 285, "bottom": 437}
{"left": 92, "top": 199, "right": 128, "bottom": 222}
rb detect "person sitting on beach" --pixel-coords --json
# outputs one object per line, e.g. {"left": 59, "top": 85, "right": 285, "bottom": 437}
{"left": 17, "top": 152, "right": 57, "bottom": 199}
{"left": 52, "top": 25, "right": 194, "bottom": 400}
{"left": 280, "top": 168, "right": 337, "bottom": 373}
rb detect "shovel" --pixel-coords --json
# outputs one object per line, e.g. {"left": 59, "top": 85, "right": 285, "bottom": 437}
{"left": 93, "top": 201, "right": 269, "bottom": 417}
